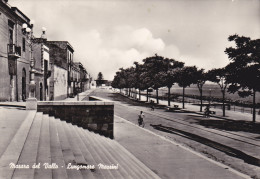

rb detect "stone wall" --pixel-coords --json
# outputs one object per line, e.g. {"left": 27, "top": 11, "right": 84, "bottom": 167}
{"left": 37, "top": 101, "right": 114, "bottom": 138}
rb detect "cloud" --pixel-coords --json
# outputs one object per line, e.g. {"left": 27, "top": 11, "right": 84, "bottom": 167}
{"left": 74, "top": 26, "right": 177, "bottom": 80}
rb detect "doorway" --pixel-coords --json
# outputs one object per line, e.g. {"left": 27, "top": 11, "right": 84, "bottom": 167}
{"left": 22, "top": 68, "right": 26, "bottom": 101}
{"left": 40, "top": 83, "right": 43, "bottom": 101}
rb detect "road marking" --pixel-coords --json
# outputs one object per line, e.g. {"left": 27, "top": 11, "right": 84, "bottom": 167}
{"left": 115, "top": 115, "right": 251, "bottom": 179}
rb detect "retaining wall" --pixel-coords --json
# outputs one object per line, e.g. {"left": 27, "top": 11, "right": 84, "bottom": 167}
{"left": 37, "top": 100, "right": 114, "bottom": 138}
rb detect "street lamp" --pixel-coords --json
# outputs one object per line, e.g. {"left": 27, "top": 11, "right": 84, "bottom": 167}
{"left": 22, "top": 21, "right": 46, "bottom": 109}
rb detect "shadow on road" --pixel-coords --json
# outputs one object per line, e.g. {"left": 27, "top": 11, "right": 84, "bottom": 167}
{"left": 196, "top": 119, "right": 260, "bottom": 135}
{"left": 150, "top": 124, "right": 260, "bottom": 167}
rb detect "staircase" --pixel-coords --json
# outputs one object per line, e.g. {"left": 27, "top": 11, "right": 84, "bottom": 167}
{"left": 0, "top": 111, "right": 160, "bottom": 179}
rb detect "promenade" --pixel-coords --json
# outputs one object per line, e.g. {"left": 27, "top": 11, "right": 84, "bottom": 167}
{"left": 133, "top": 92, "right": 260, "bottom": 123}
{"left": 91, "top": 89, "right": 260, "bottom": 178}
{"left": 0, "top": 89, "right": 257, "bottom": 178}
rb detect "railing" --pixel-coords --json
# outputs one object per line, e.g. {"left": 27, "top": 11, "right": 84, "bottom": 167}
{"left": 7, "top": 44, "right": 21, "bottom": 58}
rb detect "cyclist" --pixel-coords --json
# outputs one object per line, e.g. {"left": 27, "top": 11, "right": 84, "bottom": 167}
{"left": 204, "top": 106, "right": 210, "bottom": 118}
{"left": 138, "top": 111, "right": 145, "bottom": 127}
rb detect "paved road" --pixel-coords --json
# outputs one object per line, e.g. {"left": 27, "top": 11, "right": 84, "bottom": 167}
{"left": 89, "top": 89, "right": 260, "bottom": 178}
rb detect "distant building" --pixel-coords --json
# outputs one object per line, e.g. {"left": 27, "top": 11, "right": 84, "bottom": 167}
{"left": 46, "top": 41, "right": 74, "bottom": 100}
{"left": 0, "top": 0, "right": 31, "bottom": 101}
{"left": 95, "top": 79, "right": 112, "bottom": 87}
{"left": 74, "top": 62, "right": 90, "bottom": 93}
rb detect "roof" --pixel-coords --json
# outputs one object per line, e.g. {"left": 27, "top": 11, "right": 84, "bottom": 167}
{"left": 46, "top": 41, "right": 74, "bottom": 52}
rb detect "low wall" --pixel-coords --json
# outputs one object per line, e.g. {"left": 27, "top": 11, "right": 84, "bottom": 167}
{"left": 37, "top": 101, "right": 114, "bottom": 138}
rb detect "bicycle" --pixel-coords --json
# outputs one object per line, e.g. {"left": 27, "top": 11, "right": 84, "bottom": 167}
{"left": 204, "top": 106, "right": 210, "bottom": 118}
{"left": 204, "top": 110, "right": 210, "bottom": 118}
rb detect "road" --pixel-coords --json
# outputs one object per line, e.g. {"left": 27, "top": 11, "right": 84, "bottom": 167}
{"left": 89, "top": 89, "right": 260, "bottom": 178}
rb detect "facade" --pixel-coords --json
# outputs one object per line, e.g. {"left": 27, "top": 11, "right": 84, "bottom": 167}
{"left": 0, "top": 1, "right": 31, "bottom": 101}
{"left": 0, "top": 1, "right": 91, "bottom": 102}
{"left": 46, "top": 41, "right": 74, "bottom": 100}
{"left": 32, "top": 38, "right": 51, "bottom": 101}
{"left": 75, "top": 62, "right": 90, "bottom": 93}
{"left": 71, "top": 62, "right": 80, "bottom": 96}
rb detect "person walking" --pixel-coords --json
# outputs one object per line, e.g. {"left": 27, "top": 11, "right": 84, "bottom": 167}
{"left": 138, "top": 111, "right": 145, "bottom": 127}
{"left": 150, "top": 100, "right": 155, "bottom": 111}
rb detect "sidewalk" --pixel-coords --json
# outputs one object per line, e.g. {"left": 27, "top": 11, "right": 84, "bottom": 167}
{"left": 63, "top": 89, "right": 95, "bottom": 101}
{"left": 114, "top": 115, "right": 249, "bottom": 179}
{"left": 0, "top": 89, "right": 95, "bottom": 107}
{"left": 130, "top": 93, "right": 260, "bottom": 123}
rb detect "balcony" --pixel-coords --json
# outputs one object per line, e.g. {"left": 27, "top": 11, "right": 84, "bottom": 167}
{"left": 7, "top": 44, "right": 21, "bottom": 58}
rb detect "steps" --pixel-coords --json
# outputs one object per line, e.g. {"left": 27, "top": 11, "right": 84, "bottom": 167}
{"left": 0, "top": 111, "right": 160, "bottom": 179}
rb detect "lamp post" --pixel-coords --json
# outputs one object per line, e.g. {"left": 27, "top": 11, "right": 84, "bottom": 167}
{"left": 23, "top": 21, "right": 46, "bottom": 109}
{"left": 22, "top": 20, "right": 36, "bottom": 98}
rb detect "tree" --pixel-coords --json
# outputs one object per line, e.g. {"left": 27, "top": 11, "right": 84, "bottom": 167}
{"left": 142, "top": 54, "right": 166, "bottom": 104}
{"left": 176, "top": 66, "right": 199, "bottom": 109}
{"left": 96, "top": 72, "right": 104, "bottom": 87}
{"left": 158, "top": 58, "right": 184, "bottom": 106}
{"left": 225, "top": 34, "right": 260, "bottom": 122}
{"left": 194, "top": 69, "right": 207, "bottom": 112}
{"left": 111, "top": 70, "right": 125, "bottom": 93}
{"left": 125, "top": 67, "right": 136, "bottom": 97}
{"left": 133, "top": 62, "right": 144, "bottom": 100}
{"left": 139, "top": 71, "right": 152, "bottom": 102}
{"left": 207, "top": 68, "right": 229, "bottom": 117}
{"left": 97, "top": 72, "right": 103, "bottom": 80}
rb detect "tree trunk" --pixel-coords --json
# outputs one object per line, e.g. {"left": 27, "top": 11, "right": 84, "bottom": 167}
{"left": 253, "top": 90, "right": 256, "bottom": 123}
{"left": 200, "top": 89, "right": 203, "bottom": 112}
{"left": 156, "top": 89, "right": 159, "bottom": 104}
{"left": 222, "top": 90, "right": 225, "bottom": 117}
{"left": 139, "top": 89, "right": 141, "bottom": 101}
{"left": 182, "top": 86, "right": 185, "bottom": 109}
{"left": 146, "top": 88, "right": 149, "bottom": 102}
{"left": 168, "top": 87, "right": 171, "bottom": 106}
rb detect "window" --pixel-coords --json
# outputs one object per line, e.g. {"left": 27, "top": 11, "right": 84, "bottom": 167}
{"left": 22, "top": 38, "right": 25, "bottom": 52}
{"left": 9, "top": 29, "right": 13, "bottom": 44}
{"left": 8, "top": 20, "right": 14, "bottom": 44}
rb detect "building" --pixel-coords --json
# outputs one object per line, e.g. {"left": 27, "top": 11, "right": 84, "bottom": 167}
{"left": 1, "top": 1, "right": 91, "bottom": 102}
{"left": 70, "top": 61, "right": 80, "bottom": 96}
{"left": 46, "top": 41, "right": 74, "bottom": 100}
{"left": 75, "top": 62, "right": 90, "bottom": 93}
{"left": 0, "top": 0, "right": 31, "bottom": 101}
{"left": 32, "top": 38, "right": 51, "bottom": 101}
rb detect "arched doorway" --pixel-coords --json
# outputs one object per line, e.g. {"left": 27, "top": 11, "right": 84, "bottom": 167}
{"left": 22, "top": 68, "right": 26, "bottom": 101}
{"left": 40, "top": 83, "right": 43, "bottom": 101}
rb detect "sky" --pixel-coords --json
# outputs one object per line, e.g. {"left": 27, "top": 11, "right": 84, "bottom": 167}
{"left": 9, "top": 0, "right": 260, "bottom": 80}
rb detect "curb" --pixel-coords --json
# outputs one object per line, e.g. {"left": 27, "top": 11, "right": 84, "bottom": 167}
{"left": 0, "top": 104, "right": 26, "bottom": 108}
